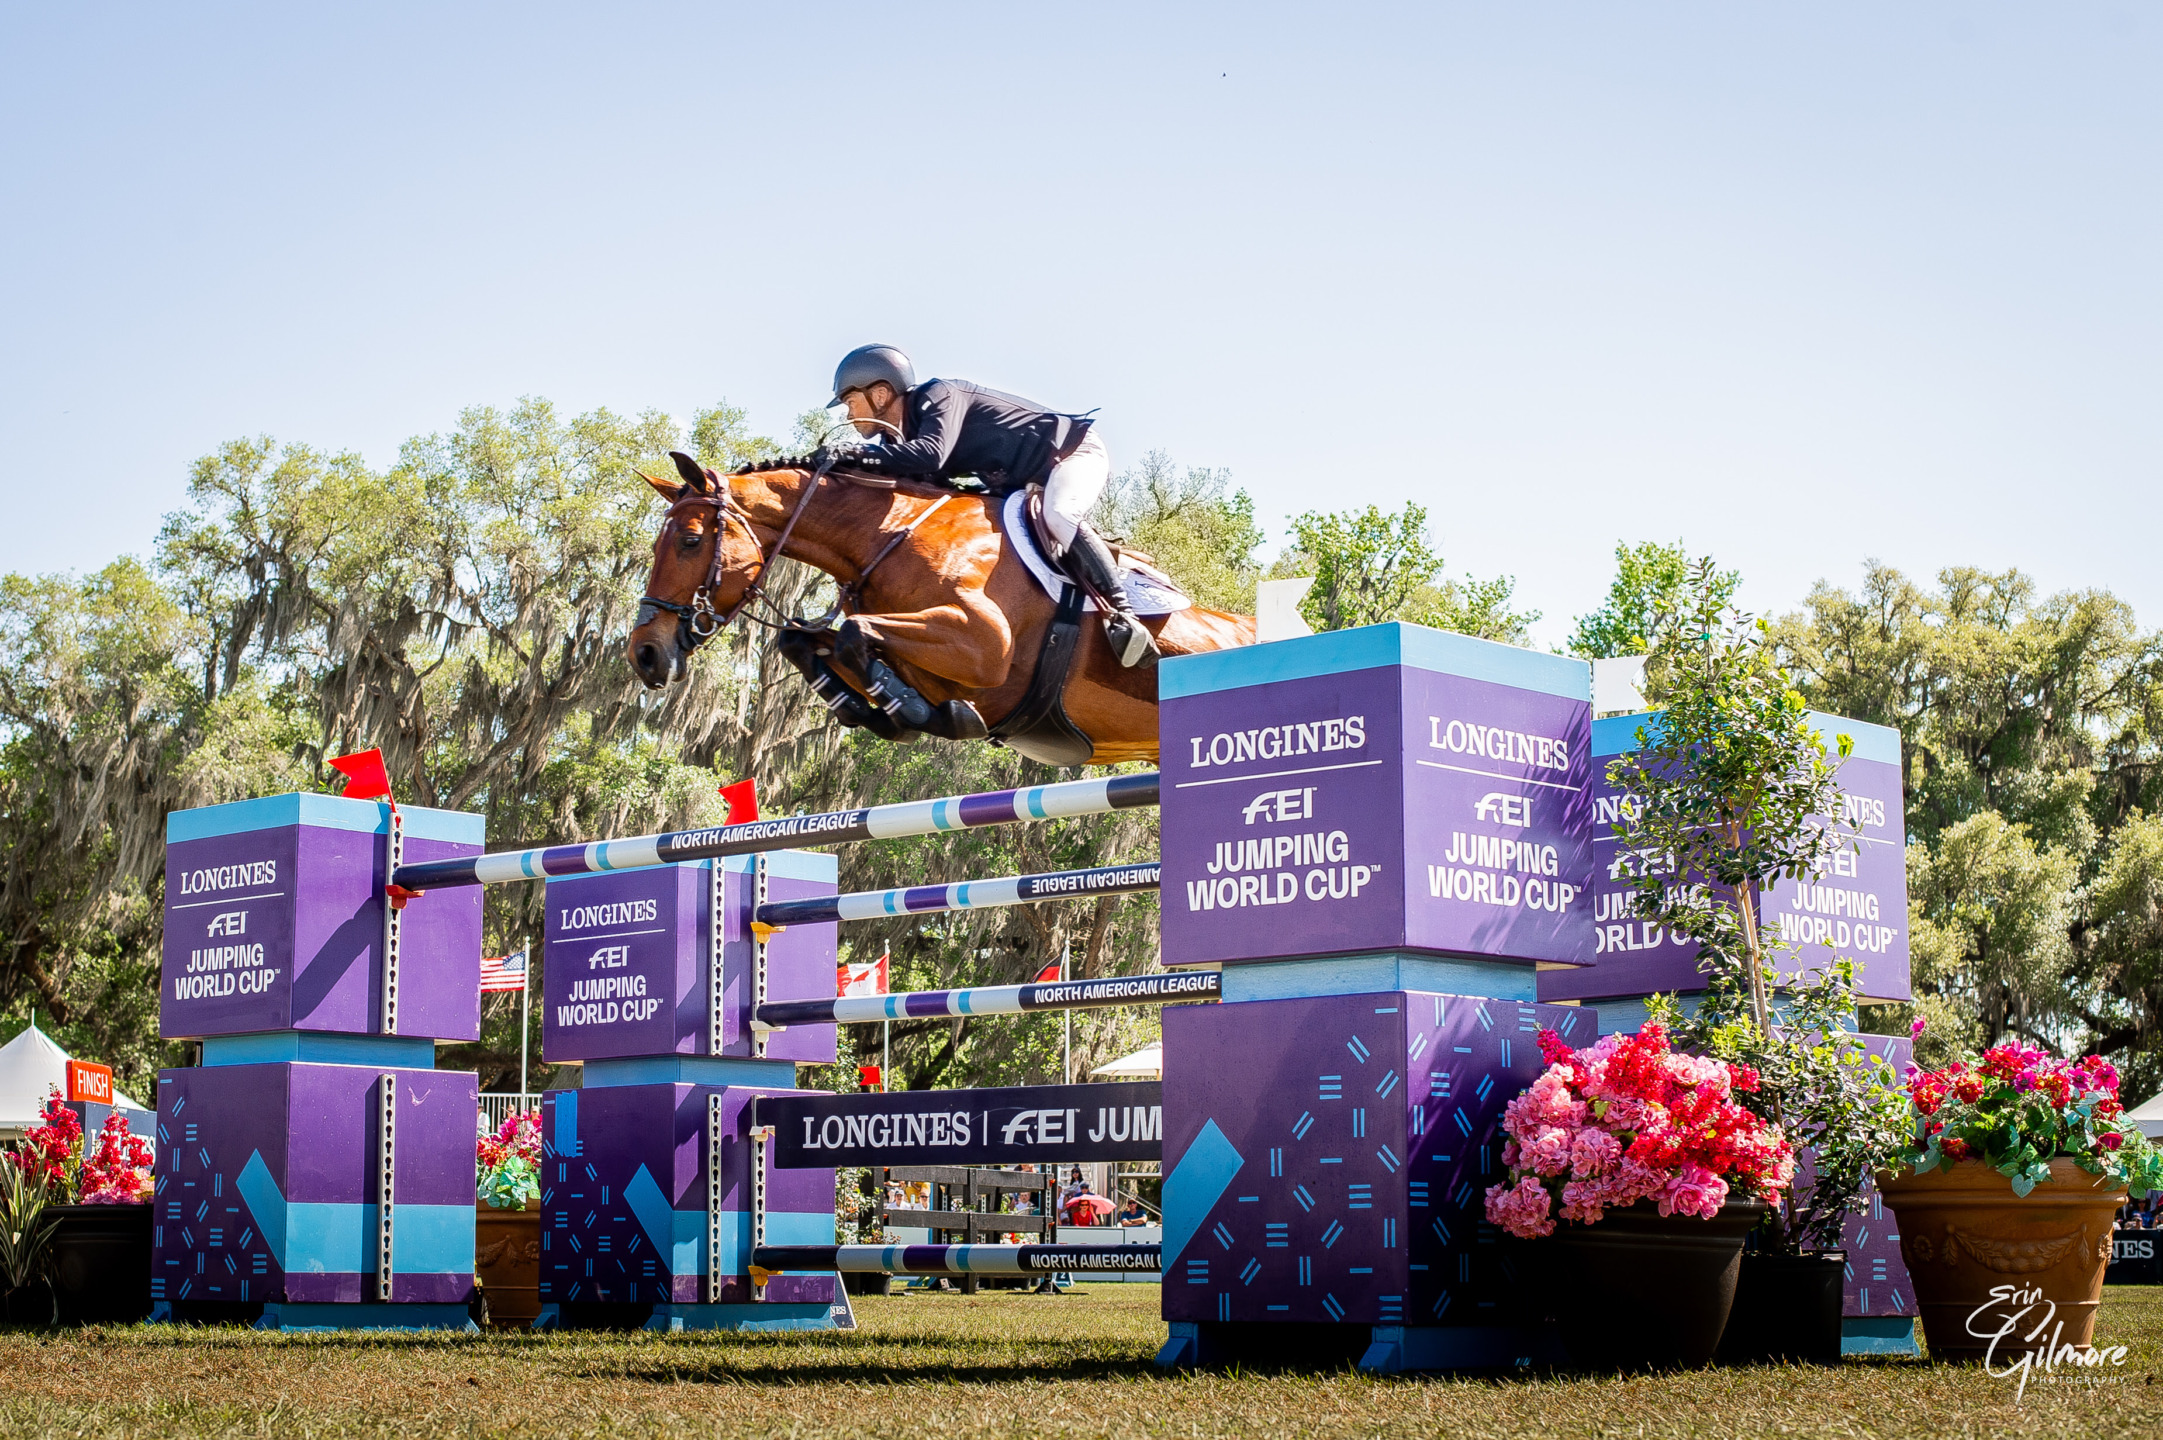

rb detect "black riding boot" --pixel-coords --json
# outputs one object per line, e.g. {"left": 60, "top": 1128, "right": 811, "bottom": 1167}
{"left": 1060, "top": 524, "right": 1159, "bottom": 670}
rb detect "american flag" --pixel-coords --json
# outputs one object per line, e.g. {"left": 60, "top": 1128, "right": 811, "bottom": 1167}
{"left": 480, "top": 949, "right": 528, "bottom": 993}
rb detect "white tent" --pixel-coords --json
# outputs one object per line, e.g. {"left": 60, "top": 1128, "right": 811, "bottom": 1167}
{"left": 2129, "top": 1091, "right": 2163, "bottom": 1142}
{"left": 1091, "top": 1040, "right": 1162, "bottom": 1080}
{"left": 0, "top": 1023, "right": 151, "bottom": 1139}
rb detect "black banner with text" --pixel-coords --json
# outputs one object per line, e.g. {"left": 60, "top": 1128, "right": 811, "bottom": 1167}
{"left": 758, "top": 1082, "right": 1163, "bottom": 1169}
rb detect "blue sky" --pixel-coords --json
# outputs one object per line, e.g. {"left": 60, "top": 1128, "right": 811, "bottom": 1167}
{"left": 4, "top": 4, "right": 2157, "bottom": 645}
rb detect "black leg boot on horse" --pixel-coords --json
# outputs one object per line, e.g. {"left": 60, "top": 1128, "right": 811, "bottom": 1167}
{"left": 831, "top": 618, "right": 991, "bottom": 744}
{"left": 1057, "top": 523, "right": 1161, "bottom": 670}
{"left": 775, "top": 625, "right": 907, "bottom": 741}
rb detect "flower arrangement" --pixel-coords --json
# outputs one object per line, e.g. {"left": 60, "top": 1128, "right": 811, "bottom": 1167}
{"left": 1904, "top": 1038, "right": 2163, "bottom": 1198}
{"left": 477, "top": 1110, "right": 542, "bottom": 1209}
{"left": 9, "top": 1089, "right": 152, "bottom": 1205}
{"left": 1484, "top": 1023, "right": 1797, "bottom": 1239}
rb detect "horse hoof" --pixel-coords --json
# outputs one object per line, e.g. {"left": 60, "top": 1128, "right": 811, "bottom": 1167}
{"left": 931, "top": 700, "right": 989, "bottom": 742}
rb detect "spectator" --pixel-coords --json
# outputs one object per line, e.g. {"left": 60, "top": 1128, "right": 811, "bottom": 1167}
{"left": 1118, "top": 1196, "right": 1149, "bottom": 1227}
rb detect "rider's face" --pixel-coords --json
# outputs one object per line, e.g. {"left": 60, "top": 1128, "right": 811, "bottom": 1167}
{"left": 841, "top": 382, "right": 901, "bottom": 439}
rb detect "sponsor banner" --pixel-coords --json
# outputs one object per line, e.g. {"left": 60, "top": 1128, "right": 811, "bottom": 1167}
{"left": 161, "top": 827, "right": 299, "bottom": 1035}
{"left": 2108, "top": 1233, "right": 2162, "bottom": 1285}
{"left": 760, "top": 1081, "right": 1163, "bottom": 1169}
{"left": 1161, "top": 659, "right": 1594, "bottom": 967}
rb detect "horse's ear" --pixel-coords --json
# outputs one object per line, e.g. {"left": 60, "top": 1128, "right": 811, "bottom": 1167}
{"left": 668, "top": 450, "right": 710, "bottom": 495}
{"left": 637, "top": 468, "right": 686, "bottom": 504}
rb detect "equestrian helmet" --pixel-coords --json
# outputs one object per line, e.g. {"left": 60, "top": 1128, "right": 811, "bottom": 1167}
{"left": 829, "top": 344, "right": 916, "bottom": 406}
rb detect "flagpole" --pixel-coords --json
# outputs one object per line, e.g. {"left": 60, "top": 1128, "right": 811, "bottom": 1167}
{"left": 519, "top": 947, "right": 530, "bottom": 1099}
{"left": 1062, "top": 940, "right": 1072, "bottom": 1085}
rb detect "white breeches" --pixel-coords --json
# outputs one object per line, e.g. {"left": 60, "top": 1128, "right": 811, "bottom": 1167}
{"left": 1041, "top": 429, "right": 1110, "bottom": 553}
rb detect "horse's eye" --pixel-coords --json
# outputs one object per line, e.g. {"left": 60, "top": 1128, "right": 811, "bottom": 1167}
{"left": 680, "top": 531, "right": 704, "bottom": 549}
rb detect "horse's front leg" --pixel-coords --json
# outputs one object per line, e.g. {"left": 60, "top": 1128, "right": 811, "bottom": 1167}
{"left": 843, "top": 598, "right": 1017, "bottom": 691}
{"left": 833, "top": 604, "right": 1011, "bottom": 741}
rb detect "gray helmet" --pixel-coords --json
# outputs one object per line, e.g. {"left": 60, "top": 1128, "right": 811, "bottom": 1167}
{"left": 828, "top": 344, "right": 915, "bottom": 406}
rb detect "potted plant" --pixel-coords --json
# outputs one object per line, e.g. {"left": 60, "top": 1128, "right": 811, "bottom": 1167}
{"left": 13, "top": 1089, "right": 154, "bottom": 1326}
{"left": 0, "top": 1153, "right": 60, "bottom": 1326}
{"left": 1605, "top": 566, "right": 1912, "bottom": 1362}
{"left": 1484, "top": 1023, "right": 1794, "bottom": 1368}
{"left": 1878, "top": 1038, "right": 2162, "bottom": 1361}
{"left": 1650, "top": 964, "right": 1910, "bottom": 1363}
{"left": 475, "top": 1110, "right": 543, "bottom": 1329}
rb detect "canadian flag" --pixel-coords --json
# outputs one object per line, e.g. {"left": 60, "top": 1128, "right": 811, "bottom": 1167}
{"left": 837, "top": 949, "right": 890, "bottom": 999}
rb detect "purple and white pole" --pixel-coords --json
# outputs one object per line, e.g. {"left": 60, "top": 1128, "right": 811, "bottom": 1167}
{"left": 756, "top": 862, "right": 1159, "bottom": 928}
{"left": 390, "top": 772, "right": 1160, "bottom": 891}
{"left": 751, "top": 1243, "right": 1160, "bottom": 1276}
{"left": 754, "top": 969, "right": 1219, "bottom": 1031}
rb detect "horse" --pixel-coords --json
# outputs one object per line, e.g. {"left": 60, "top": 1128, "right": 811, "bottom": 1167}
{"left": 627, "top": 451, "right": 1254, "bottom": 766}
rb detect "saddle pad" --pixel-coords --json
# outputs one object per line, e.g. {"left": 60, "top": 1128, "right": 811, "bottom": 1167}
{"left": 1000, "top": 490, "right": 1191, "bottom": 616}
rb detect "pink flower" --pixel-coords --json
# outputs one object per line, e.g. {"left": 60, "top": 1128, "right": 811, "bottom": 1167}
{"left": 1521, "top": 1126, "right": 1574, "bottom": 1177}
{"left": 1484, "top": 1177, "right": 1555, "bottom": 1239}
{"left": 1910, "top": 1016, "right": 1928, "bottom": 1037}
{"left": 1657, "top": 1163, "right": 1728, "bottom": 1220}
{"left": 1569, "top": 1128, "right": 1622, "bottom": 1178}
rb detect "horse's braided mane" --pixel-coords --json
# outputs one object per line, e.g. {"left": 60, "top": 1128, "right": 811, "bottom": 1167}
{"left": 729, "top": 453, "right": 990, "bottom": 503}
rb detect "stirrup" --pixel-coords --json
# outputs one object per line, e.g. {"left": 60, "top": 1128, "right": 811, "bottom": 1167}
{"left": 1104, "top": 612, "right": 1160, "bottom": 670}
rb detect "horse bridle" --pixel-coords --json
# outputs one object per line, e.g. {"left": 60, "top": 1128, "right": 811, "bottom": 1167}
{"left": 638, "top": 451, "right": 836, "bottom": 649}
{"left": 637, "top": 443, "right": 953, "bottom": 655}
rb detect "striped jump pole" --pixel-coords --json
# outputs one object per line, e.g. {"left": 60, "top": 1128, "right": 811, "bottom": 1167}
{"left": 390, "top": 771, "right": 1160, "bottom": 891}
{"left": 756, "top": 862, "right": 1161, "bottom": 927}
{"left": 751, "top": 1244, "right": 1160, "bottom": 1278}
{"left": 754, "top": 969, "right": 1219, "bottom": 1031}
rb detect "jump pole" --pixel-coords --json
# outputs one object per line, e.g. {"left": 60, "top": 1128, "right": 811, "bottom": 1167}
{"left": 751, "top": 1244, "right": 1160, "bottom": 1279}
{"left": 391, "top": 772, "right": 1160, "bottom": 891}
{"left": 755, "top": 862, "right": 1160, "bottom": 927}
{"left": 754, "top": 970, "right": 1218, "bottom": 1031}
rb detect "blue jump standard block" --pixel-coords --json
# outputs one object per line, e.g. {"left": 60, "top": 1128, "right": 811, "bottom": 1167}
{"left": 1154, "top": 988, "right": 1596, "bottom": 1369}
{"left": 150, "top": 1054, "right": 476, "bottom": 1323}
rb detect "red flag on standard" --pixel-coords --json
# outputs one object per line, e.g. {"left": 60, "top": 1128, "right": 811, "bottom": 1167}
{"left": 719, "top": 778, "right": 759, "bottom": 825}
{"left": 329, "top": 748, "right": 394, "bottom": 804}
{"left": 1034, "top": 958, "right": 1064, "bottom": 984}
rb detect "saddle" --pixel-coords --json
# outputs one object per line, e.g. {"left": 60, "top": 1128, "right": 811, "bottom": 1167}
{"left": 1003, "top": 489, "right": 1190, "bottom": 617}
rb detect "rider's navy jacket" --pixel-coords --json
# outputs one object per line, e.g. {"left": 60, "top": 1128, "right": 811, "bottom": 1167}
{"left": 871, "top": 379, "right": 1093, "bottom": 493}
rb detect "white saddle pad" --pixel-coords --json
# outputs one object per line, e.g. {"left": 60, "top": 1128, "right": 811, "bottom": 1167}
{"left": 1000, "top": 490, "right": 1191, "bottom": 617}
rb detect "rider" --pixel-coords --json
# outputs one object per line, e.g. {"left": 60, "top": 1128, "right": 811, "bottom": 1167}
{"left": 824, "top": 344, "right": 1159, "bottom": 669}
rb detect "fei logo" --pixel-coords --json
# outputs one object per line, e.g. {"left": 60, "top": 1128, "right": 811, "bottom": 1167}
{"left": 1243, "top": 787, "right": 1316, "bottom": 825}
{"left": 1474, "top": 793, "right": 1533, "bottom": 829}
{"left": 204, "top": 910, "right": 249, "bottom": 937}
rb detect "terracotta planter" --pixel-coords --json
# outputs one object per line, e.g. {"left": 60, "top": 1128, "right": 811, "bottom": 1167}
{"left": 1514, "top": 1198, "right": 1766, "bottom": 1369}
{"left": 48, "top": 1204, "right": 153, "bottom": 1325}
{"left": 1716, "top": 1251, "right": 1845, "bottom": 1364}
{"left": 1878, "top": 1158, "right": 2124, "bottom": 1362}
{"left": 475, "top": 1200, "right": 542, "bottom": 1330}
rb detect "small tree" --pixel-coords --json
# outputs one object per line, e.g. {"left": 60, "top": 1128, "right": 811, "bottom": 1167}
{"left": 1611, "top": 560, "right": 1908, "bottom": 1252}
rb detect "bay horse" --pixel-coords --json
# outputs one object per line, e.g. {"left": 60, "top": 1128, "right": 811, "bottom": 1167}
{"left": 628, "top": 452, "right": 1254, "bottom": 766}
